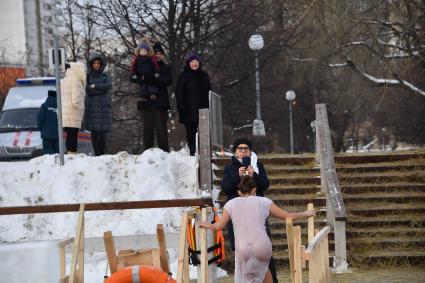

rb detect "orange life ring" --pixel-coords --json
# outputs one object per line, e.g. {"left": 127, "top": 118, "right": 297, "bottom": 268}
{"left": 105, "top": 265, "right": 176, "bottom": 283}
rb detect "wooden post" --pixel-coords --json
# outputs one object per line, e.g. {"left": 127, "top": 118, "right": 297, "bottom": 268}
{"left": 157, "top": 224, "right": 170, "bottom": 273}
{"left": 77, "top": 214, "right": 84, "bottom": 283}
{"left": 58, "top": 237, "right": 73, "bottom": 279}
{"left": 293, "top": 226, "right": 302, "bottom": 283}
{"left": 286, "top": 218, "right": 295, "bottom": 283}
{"left": 103, "top": 231, "right": 118, "bottom": 274}
{"left": 307, "top": 203, "right": 314, "bottom": 243}
{"left": 69, "top": 204, "right": 84, "bottom": 283}
{"left": 200, "top": 208, "right": 208, "bottom": 283}
{"left": 177, "top": 212, "right": 189, "bottom": 283}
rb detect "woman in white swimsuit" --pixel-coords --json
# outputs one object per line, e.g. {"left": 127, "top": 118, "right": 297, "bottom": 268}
{"left": 201, "top": 176, "right": 316, "bottom": 283}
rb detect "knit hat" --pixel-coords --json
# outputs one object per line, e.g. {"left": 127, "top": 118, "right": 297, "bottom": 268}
{"left": 48, "top": 90, "right": 57, "bottom": 97}
{"left": 231, "top": 138, "right": 253, "bottom": 153}
{"left": 138, "top": 43, "right": 150, "bottom": 50}
{"left": 153, "top": 42, "right": 165, "bottom": 54}
{"left": 185, "top": 52, "right": 201, "bottom": 64}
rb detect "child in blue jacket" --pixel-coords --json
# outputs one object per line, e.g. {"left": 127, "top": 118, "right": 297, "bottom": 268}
{"left": 37, "top": 90, "right": 59, "bottom": 154}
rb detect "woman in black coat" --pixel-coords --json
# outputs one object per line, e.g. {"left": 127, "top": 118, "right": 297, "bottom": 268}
{"left": 84, "top": 53, "right": 112, "bottom": 156}
{"left": 175, "top": 53, "right": 211, "bottom": 155}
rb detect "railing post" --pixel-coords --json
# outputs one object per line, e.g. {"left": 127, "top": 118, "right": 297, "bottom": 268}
{"left": 334, "top": 221, "right": 348, "bottom": 272}
{"left": 198, "top": 109, "right": 212, "bottom": 195}
{"left": 315, "top": 103, "right": 348, "bottom": 273}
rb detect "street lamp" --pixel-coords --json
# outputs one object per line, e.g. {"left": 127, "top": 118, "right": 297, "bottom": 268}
{"left": 248, "top": 34, "right": 265, "bottom": 136}
{"left": 285, "top": 90, "right": 296, "bottom": 154}
{"left": 311, "top": 120, "right": 317, "bottom": 153}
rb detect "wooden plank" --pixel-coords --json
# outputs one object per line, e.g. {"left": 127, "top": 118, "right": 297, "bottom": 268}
{"left": 286, "top": 218, "right": 295, "bottom": 283}
{"left": 58, "top": 237, "right": 74, "bottom": 248}
{"left": 307, "top": 203, "right": 315, "bottom": 243}
{"left": 323, "top": 235, "right": 331, "bottom": 282}
{"left": 77, "top": 216, "right": 84, "bottom": 283}
{"left": 157, "top": 224, "right": 170, "bottom": 273}
{"left": 103, "top": 231, "right": 118, "bottom": 274}
{"left": 117, "top": 249, "right": 161, "bottom": 270}
{"left": 59, "top": 244, "right": 67, "bottom": 278}
{"left": 177, "top": 212, "right": 188, "bottom": 283}
{"left": 200, "top": 208, "right": 208, "bottom": 283}
{"left": 293, "top": 226, "right": 302, "bottom": 283}
{"left": 69, "top": 204, "right": 84, "bottom": 283}
{"left": 0, "top": 198, "right": 213, "bottom": 215}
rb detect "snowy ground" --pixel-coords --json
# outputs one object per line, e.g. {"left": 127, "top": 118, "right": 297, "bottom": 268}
{"left": 0, "top": 148, "right": 226, "bottom": 282}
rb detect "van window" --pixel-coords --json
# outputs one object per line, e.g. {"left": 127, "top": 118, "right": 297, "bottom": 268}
{"left": 0, "top": 109, "right": 39, "bottom": 133}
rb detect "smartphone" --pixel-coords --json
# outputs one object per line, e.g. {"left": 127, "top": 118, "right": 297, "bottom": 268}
{"left": 242, "top": 156, "right": 251, "bottom": 167}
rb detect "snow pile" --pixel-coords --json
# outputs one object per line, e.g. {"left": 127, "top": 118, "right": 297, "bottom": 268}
{"left": 0, "top": 149, "right": 227, "bottom": 281}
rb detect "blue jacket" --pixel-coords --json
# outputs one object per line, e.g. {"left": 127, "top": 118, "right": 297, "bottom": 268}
{"left": 221, "top": 156, "right": 270, "bottom": 202}
{"left": 37, "top": 95, "right": 58, "bottom": 139}
{"left": 84, "top": 54, "right": 113, "bottom": 132}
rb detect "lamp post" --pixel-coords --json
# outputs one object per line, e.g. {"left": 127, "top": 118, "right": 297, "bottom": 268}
{"left": 311, "top": 120, "right": 317, "bottom": 153}
{"left": 248, "top": 34, "right": 265, "bottom": 136}
{"left": 285, "top": 90, "right": 296, "bottom": 154}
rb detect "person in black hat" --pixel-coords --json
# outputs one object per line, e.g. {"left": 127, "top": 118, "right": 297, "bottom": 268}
{"left": 222, "top": 137, "right": 279, "bottom": 283}
{"left": 139, "top": 41, "right": 173, "bottom": 152}
{"left": 37, "top": 90, "right": 59, "bottom": 154}
{"left": 175, "top": 52, "right": 211, "bottom": 155}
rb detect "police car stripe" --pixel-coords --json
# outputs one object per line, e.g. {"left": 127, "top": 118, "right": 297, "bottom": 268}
{"left": 13, "top": 131, "right": 20, "bottom": 146}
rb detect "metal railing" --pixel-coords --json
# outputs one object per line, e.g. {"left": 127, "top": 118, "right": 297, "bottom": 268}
{"left": 315, "top": 104, "right": 348, "bottom": 272}
{"left": 208, "top": 91, "right": 223, "bottom": 149}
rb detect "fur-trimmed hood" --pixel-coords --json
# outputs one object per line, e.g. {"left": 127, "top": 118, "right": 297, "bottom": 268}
{"left": 88, "top": 53, "right": 107, "bottom": 73}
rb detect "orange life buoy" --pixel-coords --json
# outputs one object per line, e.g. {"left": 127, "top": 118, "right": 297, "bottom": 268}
{"left": 105, "top": 265, "right": 176, "bottom": 283}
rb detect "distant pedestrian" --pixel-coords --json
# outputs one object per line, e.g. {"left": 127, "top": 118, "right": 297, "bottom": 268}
{"left": 84, "top": 53, "right": 112, "bottom": 156}
{"left": 37, "top": 90, "right": 59, "bottom": 154}
{"left": 138, "top": 42, "right": 172, "bottom": 152}
{"left": 61, "top": 62, "right": 87, "bottom": 154}
{"left": 175, "top": 52, "right": 211, "bottom": 155}
{"left": 130, "top": 38, "right": 160, "bottom": 106}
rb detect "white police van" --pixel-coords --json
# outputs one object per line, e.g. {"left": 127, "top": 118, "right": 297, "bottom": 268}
{"left": 0, "top": 77, "right": 92, "bottom": 160}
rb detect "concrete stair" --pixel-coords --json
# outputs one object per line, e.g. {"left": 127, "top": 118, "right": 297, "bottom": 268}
{"left": 213, "top": 151, "right": 425, "bottom": 269}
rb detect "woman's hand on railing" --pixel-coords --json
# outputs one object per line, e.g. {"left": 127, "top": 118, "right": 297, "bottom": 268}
{"left": 305, "top": 209, "right": 316, "bottom": 218}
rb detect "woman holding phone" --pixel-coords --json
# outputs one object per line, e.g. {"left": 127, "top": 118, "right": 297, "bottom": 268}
{"left": 221, "top": 138, "right": 278, "bottom": 283}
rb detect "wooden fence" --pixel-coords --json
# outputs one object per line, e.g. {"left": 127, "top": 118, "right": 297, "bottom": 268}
{"left": 286, "top": 203, "right": 331, "bottom": 283}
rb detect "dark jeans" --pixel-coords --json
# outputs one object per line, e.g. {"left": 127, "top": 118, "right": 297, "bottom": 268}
{"left": 227, "top": 219, "right": 279, "bottom": 283}
{"left": 184, "top": 122, "right": 198, "bottom": 156}
{"left": 64, "top": 127, "right": 79, "bottom": 152}
{"left": 142, "top": 107, "right": 169, "bottom": 152}
{"left": 42, "top": 139, "right": 59, "bottom": 154}
{"left": 91, "top": 131, "right": 109, "bottom": 156}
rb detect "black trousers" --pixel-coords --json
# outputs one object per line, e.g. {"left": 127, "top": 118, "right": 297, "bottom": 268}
{"left": 142, "top": 107, "right": 169, "bottom": 152}
{"left": 91, "top": 131, "right": 109, "bottom": 156}
{"left": 227, "top": 219, "right": 279, "bottom": 283}
{"left": 184, "top": 122, "right": 198, "bottom": 156}
{"left": 64, "top": 127, "right": 79, "bottom": 152}
{"left": 42, "top": 139, "right": 59, "bottom": 154}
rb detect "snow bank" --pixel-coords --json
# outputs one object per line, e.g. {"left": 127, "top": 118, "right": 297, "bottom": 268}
{"left": 0, "top": 149, "right": 228, "bottom": 281}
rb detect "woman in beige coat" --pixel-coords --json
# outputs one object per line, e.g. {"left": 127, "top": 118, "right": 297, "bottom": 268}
{"left": 61, "top": 62, "right": 86, "bottom": 153}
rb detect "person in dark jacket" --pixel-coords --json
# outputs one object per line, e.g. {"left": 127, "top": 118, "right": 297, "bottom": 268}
{"left": 37, "top": 90, "right": 59, "bottom": 154}
{"left": 84, "top": 53, "right": 112, "bottom": 156}
{"left": 175, "top": 52, "right": 211, "bottom": 156}
{"left": 221, "top": 138, "right": 279, "bottom": 283}
{"left": 139, "top": 42, "right": 172, "bottom": 152}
